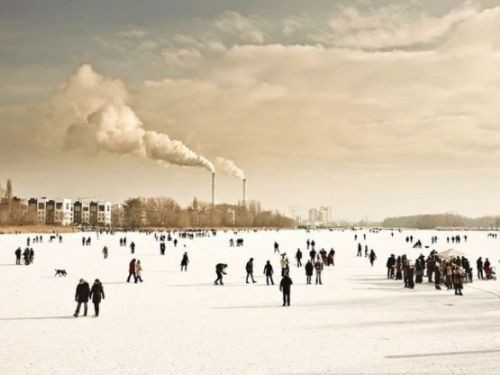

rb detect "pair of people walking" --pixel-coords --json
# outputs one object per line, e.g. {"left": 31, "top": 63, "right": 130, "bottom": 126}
{"left": 74, "top": 278, "right": 105, "bottom": 317}
{"left": 127, "top": 258, "right": 143, "bottom": 283}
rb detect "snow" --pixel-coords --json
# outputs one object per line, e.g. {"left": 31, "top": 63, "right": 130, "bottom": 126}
{"left": 0, "top": 229, "right": 499, "bottom": 374}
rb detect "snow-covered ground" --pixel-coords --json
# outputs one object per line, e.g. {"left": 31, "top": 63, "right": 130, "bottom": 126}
{"left": 0, "top": 229, "right": 499, "bottom": 374}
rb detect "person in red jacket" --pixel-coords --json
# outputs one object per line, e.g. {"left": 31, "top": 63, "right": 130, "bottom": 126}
{"left": 127, "top": 258, "right": 137, "bottom": 283}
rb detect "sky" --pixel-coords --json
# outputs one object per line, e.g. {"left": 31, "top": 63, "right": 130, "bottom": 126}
{"left": 1, "top": 0, "right": 500, "bottom": 221}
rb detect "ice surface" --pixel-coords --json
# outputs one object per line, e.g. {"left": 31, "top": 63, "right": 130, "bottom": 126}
{"left": 0, "top": 229, "right": 499, "bottom": 374}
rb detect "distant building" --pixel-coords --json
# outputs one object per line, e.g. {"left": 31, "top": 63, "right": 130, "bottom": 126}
{"left": 29, "top": 197, "right": 111, "bottom": 226}
{"left": 97, "top": 201, "right": 112, "bottom": 226}
{"left": 308, "top": 206, "right": 333, "bottom": 226}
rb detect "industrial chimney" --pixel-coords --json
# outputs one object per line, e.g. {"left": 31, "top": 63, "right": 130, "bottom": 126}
{"left": 211, "top": 173, "right": 215, "bottom": 208}
{"left": 242, "top": 178, "right": 247, "bottom": 206}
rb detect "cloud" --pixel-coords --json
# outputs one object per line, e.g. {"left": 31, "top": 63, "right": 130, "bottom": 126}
{"left": 51, "top": 65, "right": 214, "bottom": 172}
{"left": 162, "top": 48, "right": 202, "bottom": 69}
{"left": 327, "top": 2, "right": 478, "bottom": 50}
{"left": 214, "top": 11, "right": 265, "bottom": 44}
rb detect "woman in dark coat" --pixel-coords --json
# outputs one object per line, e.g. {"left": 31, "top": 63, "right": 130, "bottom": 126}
{"left": 90, "top": 279, "right": 105, "bottom": 317}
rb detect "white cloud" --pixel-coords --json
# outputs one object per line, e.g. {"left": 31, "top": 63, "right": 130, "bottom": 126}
{"left": 327, "top": 2, "right": 478, "bottom": 50}
{"left": 162, "top": 48, "right": 202, "bottom": 69}
{"left": 214, "top": 11, "right": 265, "bottom": 44}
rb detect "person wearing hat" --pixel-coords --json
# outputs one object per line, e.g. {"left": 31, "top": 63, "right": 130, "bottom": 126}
{"left": 246, "top": 258, "right": 256, "bottom": 283}
{"left": 90, "top": 279, "right": 105, "bottom": 317}
{"left": 74, "top": 278, "right": 91, "bottom": 317}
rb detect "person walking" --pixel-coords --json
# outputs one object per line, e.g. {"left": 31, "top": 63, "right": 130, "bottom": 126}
{"left": 274, "top": 242, "right": 280, "bottom": 254}
{"left": 279, "top": 274, "right": 293, "bottom": 307}
{"left": 263, "top": 260, "right": 274, "bottom": 285}
{"left": 295, "top": 249, "right": 303, "bottom": 267}
{"left": 127, "top": 259, "right": 137, "bottom": 283}
{"left": 314, "top": 256, "right": 324, "bottom": 285}
{"left": 246, "top": 258, "right": 256, "bottom": 283}
{"left": 135, "top": 260, "right": 143, "bottom": 283}
{"left": 214, "top": 263, "right": 227, "bottom": 285}
{"left": 74, "top": 278, "right": 91, "bottom": 317}
{"left": 369, "top": 250, "right": 377, "bottom": 267}
{"left": 305, "top": 260, "right": 314, "bottom": 285}
{"left": 280, "top": 255, "right": 289, "bottom": 276}
{"left": 90, "top": 279, "right": 105, "bottom": 317}
{"left": 130, "top": 241, "right": 135, "bottom": 254}
{"left": 180, "top": 252, "right": 189, "bottom": 271}
{"left": 102, "top": 246, "right": 108, "bottom": 259}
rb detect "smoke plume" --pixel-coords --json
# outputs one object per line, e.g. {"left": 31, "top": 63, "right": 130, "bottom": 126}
{"left": 215, "top": 157, "right": 245, "bottom": 179}
{"left": 53, "top": 65, "right": 214, "bottom": 172}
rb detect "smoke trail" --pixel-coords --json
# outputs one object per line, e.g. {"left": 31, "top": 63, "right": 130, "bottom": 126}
{"left": 215, "top": 156, "right": 244, "bottom": 179}
{"left": 53, "top": 65, "right": 214, "bottom": 172}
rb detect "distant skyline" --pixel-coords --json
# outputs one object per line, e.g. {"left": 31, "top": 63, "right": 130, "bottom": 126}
{"left": 2, "top": 0, "right": 500, "bottom": 221}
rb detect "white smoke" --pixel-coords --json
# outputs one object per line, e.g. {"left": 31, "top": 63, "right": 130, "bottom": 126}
{"left": 52, "top": 65, "right": 214, "bottom": 172}
{"left": 215, "top": 156, "right": 245, "bottom": 179}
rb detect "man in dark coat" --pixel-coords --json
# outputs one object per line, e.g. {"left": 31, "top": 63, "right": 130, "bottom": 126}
{"left": 246, "top": 258, "right": 256, "bottom": 283}
{"left": 160, "top": 242, "right": 166, "bottom": 255}
{"left": 305, "top": 260, "right": 314, "bottom": 285}
{"left": 74, "top": 279, "right": 91, "bottom": 317}
{"left": 90, "top": 279, "right": 105, "bottom": 317}
{"left": 214, "top": 263, "right": 227, "bottom": 285}
{"left": 130, "top": 241, "right": 135, "bottom": 254}
{"left": 127, "top": 259, "right": 137, "bottom": 283}
{"left": 263, "top": 260, "right": 274, "bottom": 285}
{"left": 279, "top": 274, "right": 293, "bottom": 306}
{"left": 295, "top": 249, "right": 303, "bottom": 267}
{"left": 476, "top": 257, "right": 484, "bottom": 280}
{"left": 386, "top": 254, "right": 396, "bottom": 279}
{"left": 15, "top": 247, "right": 21, "bottom": 265}
{"left": 23, "top": 248, "right": 30, "bottom": 265}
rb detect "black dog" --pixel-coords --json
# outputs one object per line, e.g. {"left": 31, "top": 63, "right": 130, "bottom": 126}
{"left": 55, "top": 269, "right": 67, "bottom": 277}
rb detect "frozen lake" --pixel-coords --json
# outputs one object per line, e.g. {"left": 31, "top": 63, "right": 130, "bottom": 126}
{"left": 0, "top": 229, "right": 499, "bottom": 374}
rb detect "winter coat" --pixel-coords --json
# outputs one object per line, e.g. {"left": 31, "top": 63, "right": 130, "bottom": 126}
{"left": 314, "top": 261, "right": 324, "bottom": 273}
{"left": 181, "top": 255, "right": 189, "bottom": 266}
{"left": 90, "top": 282, "right": 105, "bottom": 303}
{"left": 75, "top": 282, "right": 91, "bottom": 302}
{"left": 280, "top": 276, "right": 293, "bottom": 293}
{"left": 216, "top": 263, "right": 227, "bottom": 274}
{"left": 305, "top": 262, "right": 314, "bottom": 276}
{"left": 129, "top": 260, "right": 136, "bottom": 273}
{"left": 246, "top": 261, "right": 254, "bottom": 273}
{"left": 135, "top": 263, "right": 143, "bottom": 277}
{"left": 263, "top": 264, "right": 274, "bottom": 276}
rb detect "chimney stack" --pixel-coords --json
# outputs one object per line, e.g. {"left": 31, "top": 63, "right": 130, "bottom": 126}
{"left": 211, "top": 173, "right": 215, "bottom": 208}
{"left": 242, "top": 178, "right": 247, "bottom": 206}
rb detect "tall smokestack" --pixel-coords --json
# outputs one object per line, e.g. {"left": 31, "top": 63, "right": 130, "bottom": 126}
{"left": 211, "top": 173, "right": 215, "bottom": 208}
{"left": 242, "top": 178, "right": 247, "bottom": 206}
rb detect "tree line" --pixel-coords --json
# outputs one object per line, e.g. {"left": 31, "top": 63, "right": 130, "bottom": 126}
{"left": 112, "top": 197, "right": 295, "bottom": 229}
{"left": 382, "top": 213, "right": 500, "bottom": 229}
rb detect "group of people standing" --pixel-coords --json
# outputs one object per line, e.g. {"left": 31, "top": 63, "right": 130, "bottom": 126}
{"left": 15, "top": 247, "right": 34, "bottom": 265}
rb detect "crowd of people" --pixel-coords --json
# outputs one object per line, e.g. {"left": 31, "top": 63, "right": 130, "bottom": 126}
{"left": 7, "top": 228, "right": 499, "bottom": 315}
